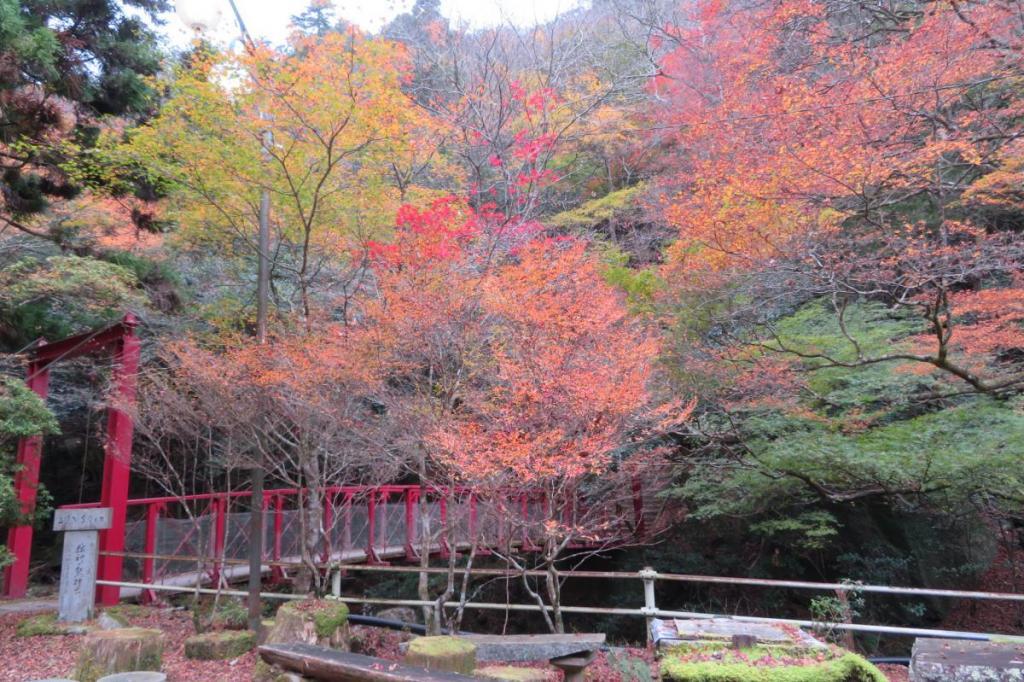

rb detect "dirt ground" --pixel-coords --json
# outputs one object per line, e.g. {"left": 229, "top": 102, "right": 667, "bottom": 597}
{"left": 0, "top": 603, "right": 911, "bottom": 681}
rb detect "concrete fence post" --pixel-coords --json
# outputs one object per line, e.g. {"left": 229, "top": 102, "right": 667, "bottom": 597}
{"left": 640, "top": 566, "right": 658, "bottom": 645}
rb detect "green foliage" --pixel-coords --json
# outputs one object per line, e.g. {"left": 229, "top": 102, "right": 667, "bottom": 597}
{"left": 199, "top": 598, "right": 248, "bottom": 630}
{"left": 0, "top": 375, "right": 58, "bottom": 563}
{"left": 0, "top": 0, "right": 60, "bottom": 85}
{"left": 312, "top": 601, "right": 350, "bottom": 638}
{"left": 683, "top": 400, "right": 1024, "bottom": 521}
{"left": 0, "top": 376, "right": 57, "bottom": 442}
{"left": 0, "top": 255, "right": 143, "bottom": 346}
{"left": 660, "top": 650, "right": 885, "bottom": 682}
{"left": 101, "top": 251, "right": 179, "bottom": 288}
{"left": 1, "top": 0, "right": 166, "bottom": 218}
{"left": 809, "top": 583, "right": 864, "bottom": 644}
{"left": 752, "top": 512, "right": 839, "bottom": 552}
{"left": 598, "top": 242, "right": 663, "bottom": 313}
{"left": 769, "top": 301, "right": 929, "bottom": 414}
{"left": 678, "top": 301, "right": 1024, "bottom": 525}
{"left": 549, "top": 184, "right": 645, "bottom": 231}
{"left": 14, "top": 612, "right": 67, "bottom": 637}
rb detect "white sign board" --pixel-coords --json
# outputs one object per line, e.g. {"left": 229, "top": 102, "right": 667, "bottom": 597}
{"left": 53, "top": 508, "right": 112, "bottom": 532}
{"left": 53, "top": 507, "right": 112, "bottom": 622}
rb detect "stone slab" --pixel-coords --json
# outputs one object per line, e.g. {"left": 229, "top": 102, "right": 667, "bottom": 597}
{"left": 53, "top": 508, "right": 112, "bottom": 532}
{"left": 57, "top": 528, "right": 100, "bottom": 622}
{"left": 463, "top": 633, "right": 605, "bottom": 663}
{"left": 650, "top": 618, "right": 825, "bottom": 650}
{"left": 674, "top": 618, "right": 793, "bottom": 642}
{"left": 911, "top": 638, "right": 1024, "bottom": 681}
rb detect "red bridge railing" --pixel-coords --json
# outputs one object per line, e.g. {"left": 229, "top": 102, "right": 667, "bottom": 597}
{"left": 62, "top": 483, "right": 643, "bottom": 603}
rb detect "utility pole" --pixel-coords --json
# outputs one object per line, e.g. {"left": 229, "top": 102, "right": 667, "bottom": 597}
{"left": 249, "top": 128, "right": 271, "bottom": 631}
{"left": 177, "top": 0, "right": 272, "bottom": 634}
{"left": 225, "top": 0, "right": 270, "bottom": 633}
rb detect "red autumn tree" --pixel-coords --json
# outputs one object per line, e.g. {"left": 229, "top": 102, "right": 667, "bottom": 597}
{"left": 131, "top": 331, "right": 401, "bottom": 594}
{"left": 363, "top": 197, "right": 680, "bottom": 632}
{"left": 648, "top": 0, "right": 1024, "bottom": 396}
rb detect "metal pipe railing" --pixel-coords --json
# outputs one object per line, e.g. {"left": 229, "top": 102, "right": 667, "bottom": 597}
{"left": 104, "top": 551, "right": 1024, "bottom": 604}
{"left": 96, "top": 578, "right": 1024, "bottom": 644}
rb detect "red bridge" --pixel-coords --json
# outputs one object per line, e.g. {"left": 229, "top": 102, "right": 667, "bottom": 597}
{"left": 60, "top": 483, "right": 645, "bottom": 604}
{"left": 1, "top": 316, "right": 648, "bottom": 605}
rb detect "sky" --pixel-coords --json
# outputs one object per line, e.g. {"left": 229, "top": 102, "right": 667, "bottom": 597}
{"left": 166, "top": 0, "right": 585, "bottom": 48}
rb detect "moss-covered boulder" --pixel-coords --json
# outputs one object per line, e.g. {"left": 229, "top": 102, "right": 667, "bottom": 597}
{"left": 474, "top": 665, "right": 554, "bottom": 681}
{"left": 404, "top": 636, "right": 477, "bottom": 675}
{"left": 74, "top": 627, "right": 164, "bottom": 682}
{"left": 660, "top": 647, "right": 886, "bottom": 681}
{"left": 15, "top": 612, "right": 69, "bottom": 637}
{"left": 183, "top": 629, "right": 256, "bottom": 660}
{"left": 265, "top": 599, "right": 350, "bottom": 650}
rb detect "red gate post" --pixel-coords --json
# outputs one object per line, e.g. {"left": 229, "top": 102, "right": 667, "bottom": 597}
{"left": 95, "top": 316, "right": 140, "bottom": 605}
{"left": 2, "top": 357, "right": 51, "bottom": 598}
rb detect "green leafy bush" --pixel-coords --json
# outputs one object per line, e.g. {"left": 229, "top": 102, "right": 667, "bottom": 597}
{"left": 660, "top": 648, "right": 885, "bottom": 682}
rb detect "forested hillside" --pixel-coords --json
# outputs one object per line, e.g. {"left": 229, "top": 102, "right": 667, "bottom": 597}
{"left": 1, "top": 0, "right": 1023, "bottom": 648}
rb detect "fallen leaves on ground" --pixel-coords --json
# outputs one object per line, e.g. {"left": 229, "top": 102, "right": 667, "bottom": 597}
{"left": 0, "top": 606, "right": 256, "bottom": 682}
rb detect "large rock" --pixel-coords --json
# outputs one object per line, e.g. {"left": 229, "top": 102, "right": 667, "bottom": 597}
{"left": 265, "top": 599, "right": 350, "bottom": 650}
{"left": 74, "top": 628, "right": 164, "bottom": 682}
{"left": 911, "top": 637, "right": 1024, "bottom": 681}
{"left": 404, "top": 636, "right": 477, "bottom": 674}
{"left": 183, "top": 630, "right": 256, "bottom": 660}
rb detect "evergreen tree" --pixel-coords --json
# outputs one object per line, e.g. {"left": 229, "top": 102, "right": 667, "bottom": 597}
{"left": 0, "top": 0, "right": 167, "bottom": 229}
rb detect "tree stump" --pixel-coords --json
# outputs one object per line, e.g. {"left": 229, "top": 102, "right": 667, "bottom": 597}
{"left": 74, "top": 628, "right": 164, "bottom": 682}
{"left": 265, "top": 600, "right": 350, "bottom": 650}
{"left": 404, "top": 636, "right": 477, "bottom": 674}
{"left": 184, "top": 630, "right": 256, "bottom": 660}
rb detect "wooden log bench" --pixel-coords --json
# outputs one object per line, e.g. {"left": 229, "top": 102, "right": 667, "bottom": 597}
{"left": 259, "top": 643, "right": 479, "bottom": 681}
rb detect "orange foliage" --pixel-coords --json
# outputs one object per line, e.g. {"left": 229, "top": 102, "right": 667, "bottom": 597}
{"left": 653, "top": 0, "right": 1021, "bottom": 280}
{"left": 361, "top": 198, "right": 667, "bottom": 487}
{"left": 433, "top": 239, "right": 661, "bottom": 482}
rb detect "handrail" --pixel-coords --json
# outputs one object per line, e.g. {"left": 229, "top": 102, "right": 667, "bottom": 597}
{"left": 59, "top": 484, "right": 546, "bottom": 509}
{"left": 100, "top": 550, "right": 1024, "bottom": 604}
{"left": 95, "top": 578, "right": 1024, "bottom": 644}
